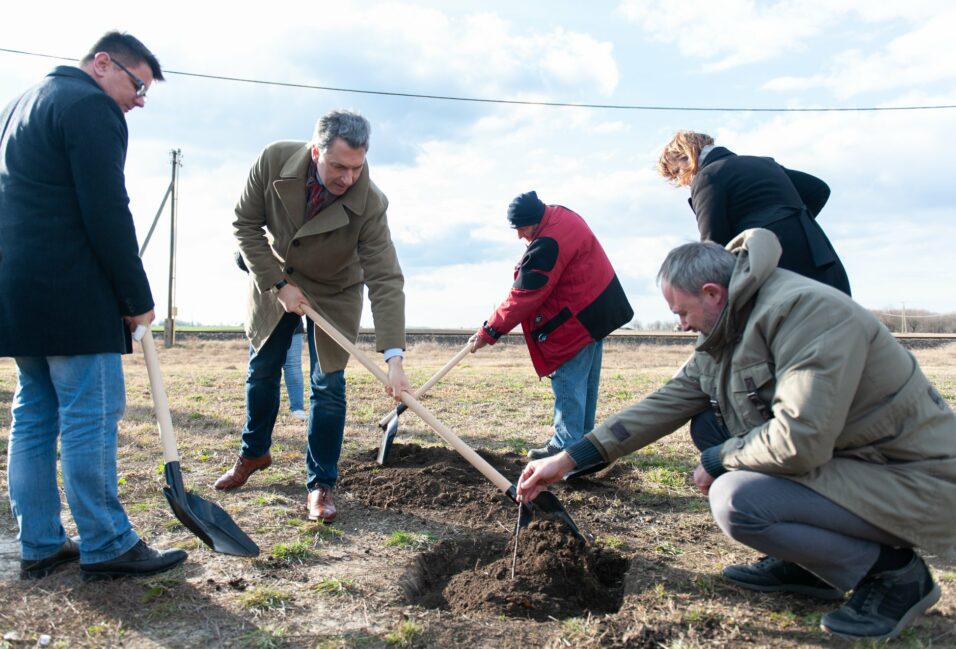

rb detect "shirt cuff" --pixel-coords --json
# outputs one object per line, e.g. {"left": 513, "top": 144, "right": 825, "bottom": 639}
{"left": 565, "top": 438, "right": 604, "bottom": 471}
{"left": 700, "top": 445, "right": 728, "bottom": 478}
{"left": 383, "top": 348, "right": 404, "bottom": 362}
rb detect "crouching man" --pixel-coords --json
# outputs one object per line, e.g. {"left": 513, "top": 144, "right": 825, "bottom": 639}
{"left": 517, "top": 229, "right": 956, "bottom": 641}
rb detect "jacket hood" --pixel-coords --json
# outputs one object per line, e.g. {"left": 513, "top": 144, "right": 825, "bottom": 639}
{"left": 697, "top": 228, "right": 782, "bottom": 355}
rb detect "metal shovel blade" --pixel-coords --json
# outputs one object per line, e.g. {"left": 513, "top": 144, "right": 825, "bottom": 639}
{"left": 162, "top": 462, "right": 260, "bottom": 557}
{"left": 505, "top": 485, "right": 584, "bottom": 541}
{"left": 376, "top": 403, "right": 406, "bottom": 464}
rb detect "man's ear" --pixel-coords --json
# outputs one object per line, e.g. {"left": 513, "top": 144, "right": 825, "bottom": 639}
{"left": 700, "top": 282, "right": 728, "bottom": 305}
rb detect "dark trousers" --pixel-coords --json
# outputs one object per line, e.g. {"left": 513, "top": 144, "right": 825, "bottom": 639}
{"left": 240, "top": 312, "right": 346, "bottom": 490}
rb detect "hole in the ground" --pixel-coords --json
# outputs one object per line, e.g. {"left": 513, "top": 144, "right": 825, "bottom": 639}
{"left": 399, "top": 519, "right": 629, "bottom": 620}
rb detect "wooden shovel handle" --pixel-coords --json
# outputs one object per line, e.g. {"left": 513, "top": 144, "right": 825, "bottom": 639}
{"left": 133, "top": 325, "right": 180, "bottom": 463}
{"left": 377, "top": 343, "right": 471, "bottom": 428}
{"left": 302, "top": 305, "right": 512, "bottom": 493}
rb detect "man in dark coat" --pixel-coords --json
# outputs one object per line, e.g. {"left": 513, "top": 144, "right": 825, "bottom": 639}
{"left": 0, "top": 31, "right": 186, "bottom": 580}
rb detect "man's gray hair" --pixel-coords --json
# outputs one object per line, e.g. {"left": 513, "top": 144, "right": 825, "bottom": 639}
{"left": 657, "top": 241, "right": 735, "bottom": 295}
{"left": 311, "top": 110, "right": 371, "bottom": 152}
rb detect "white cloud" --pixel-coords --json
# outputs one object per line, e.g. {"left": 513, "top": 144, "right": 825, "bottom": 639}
{"left": 763, "top": 9, "right": 956, "bottom": 99}
{"left": 616, "top": 0, "right": 949, "bottom": 72}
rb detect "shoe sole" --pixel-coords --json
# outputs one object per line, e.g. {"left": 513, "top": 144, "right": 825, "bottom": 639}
{"left": 821, "top": 582, "right": 942, "bottom": 640}
{"left": 724, "top": 574, "right": 845, "bottom": 601}
{"left": 79, "top": 555, "right": 188, "bottom": 582}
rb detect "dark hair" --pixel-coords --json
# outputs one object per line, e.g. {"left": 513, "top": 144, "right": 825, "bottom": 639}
{"left": 82, "top": 31, "right": 164, "bottom": 82}
{"left": 311, "top": 110, "right": 371, "bottom": 152}
{"left": 657, "top": 241, "right": 735, "bottom": 295}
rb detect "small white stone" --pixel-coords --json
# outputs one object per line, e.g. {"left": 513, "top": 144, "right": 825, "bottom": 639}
{"left": 39, "top": 635, "right": 53, "bottom": 646}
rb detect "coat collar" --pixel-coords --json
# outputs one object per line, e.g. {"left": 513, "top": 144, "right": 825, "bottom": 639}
{"left": 49, "top": 65, "right": 100, "bottom": 90}
{"left": 272, "top": 145, "right": 373, "bottom": 235}
{"left": 698, "top": 145, "right": 735, "bottom": 171}
{"left": 696, "top": 228, "right": 782, "bottom": 356}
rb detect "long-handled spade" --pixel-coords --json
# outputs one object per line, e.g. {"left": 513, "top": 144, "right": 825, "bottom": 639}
{"left": 302, "top": 305, "right": 584, "bottom": 540}
{"left": 133, "top": 325, "right": 260, "bottom": 557}
{"left": 375, "top": 343, "right": 471, "bottom": 464}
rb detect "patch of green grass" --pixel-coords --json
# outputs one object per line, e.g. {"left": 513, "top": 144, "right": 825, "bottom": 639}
{"left": 286, "top": 517, "right": 307, "bottom": 528}
{"left": 501, "top": 436, "right": 528, "bottom": 454}
{"left": 141, "top": 576, "right": 182, "bottom": 604}
{"left": 310, "top": 522, "right": 345, "bottom": 541}
{"left": 596, "top": 535, "right": 627, "bottom": 550}
{"left": 236, "top": 626, "right": 287, "bottom": 649}
{"left": 312, "top": 577, "right": 356, "bottom": 598}
{"left": 766, "top": 609, "right": 798, "bottom": 627}
{"left": 384, "top": 619, "right": 424, "bottom": 647}
{"left": 252, "top": 493, "right": 283, "bottom": 506}
{"left": 655, "top": 541, "right": 684, "bottom": 557}
{"left": 558, "top": 617, "right": 597, "bottom": 642}
{"left": 692, "top": 573, "right": 718, "bottom": 595}
{"left": 643, "top": 466, "right": 689, "bottom": 492}
{"left": 240, "top": 587, "right": 289, "bottom": 612}
{"left": 385, "top": 530, "right": 436, "bottom": 549}
{"left": 271, "top": 540, "right": 314, "bottom": 561}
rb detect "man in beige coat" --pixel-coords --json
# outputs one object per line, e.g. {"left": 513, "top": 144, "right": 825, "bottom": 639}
{"left": 216, "top": 110, "right": 411, "bottom": 522}
{"left": 518, "top": 229, "right": 956, "bottom": 641}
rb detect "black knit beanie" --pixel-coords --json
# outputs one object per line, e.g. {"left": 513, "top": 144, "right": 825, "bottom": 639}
{"left": 507, "top": 191, "right": 546, "bottom": 228}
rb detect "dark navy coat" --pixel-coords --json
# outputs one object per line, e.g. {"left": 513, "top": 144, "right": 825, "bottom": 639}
{"left": 690, "top": 146, "right": 851, "bottom": 295}
{"left": 0, "top": 66, "right": 153, "bottom": 356}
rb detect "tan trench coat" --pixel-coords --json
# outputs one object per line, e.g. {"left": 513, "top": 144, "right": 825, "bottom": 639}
{"left": 234, "top": 140, "right": 405, "bottom": 373}
{"left": 587, "top": 229, "right": 956, "bottom": 555}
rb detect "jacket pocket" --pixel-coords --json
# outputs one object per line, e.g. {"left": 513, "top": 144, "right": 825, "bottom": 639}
{"left": 731, "top": 361, "right": 776, "bottom": 425}
{"left": 530, "top": 307, "right": 572, "bottom": 342}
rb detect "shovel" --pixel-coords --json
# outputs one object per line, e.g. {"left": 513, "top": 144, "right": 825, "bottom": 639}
{"left": 133, "top": 325, "right": 260, "bottom": 557}
{"left": 376, "top": 343, "right": 471, "bottom": 464}
{"left": 301, "top": 305, "right": 583, "bottom": 540}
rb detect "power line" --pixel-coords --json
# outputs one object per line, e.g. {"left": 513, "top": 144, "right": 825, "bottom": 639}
{"left": 3, "top": 46, "right": 956, "bottom": 113}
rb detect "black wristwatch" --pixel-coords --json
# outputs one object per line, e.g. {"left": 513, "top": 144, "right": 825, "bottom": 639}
{"left": 274, "top": 279, "right": 289, "bottom": 292}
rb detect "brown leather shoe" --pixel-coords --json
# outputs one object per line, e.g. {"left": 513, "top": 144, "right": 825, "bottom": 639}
{"left": 307, "top": 484, "right": 337, "bottom": 523}
{"left": 213, "top": 453, "right": 272, "bottom": 491}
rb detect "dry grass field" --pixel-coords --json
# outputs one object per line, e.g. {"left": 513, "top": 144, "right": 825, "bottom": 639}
{"left": 0, "top": 338, "right": 954, "bottom": 648}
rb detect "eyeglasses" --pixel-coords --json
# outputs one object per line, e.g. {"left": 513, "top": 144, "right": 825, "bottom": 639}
{"left": 111, "top": 58, "right": 148, "bottom": 98}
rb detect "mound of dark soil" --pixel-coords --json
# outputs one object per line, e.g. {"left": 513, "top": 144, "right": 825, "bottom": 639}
{"left": 338, "top": 443, "right": 527, "bottom": 527}
{"left": 400, "top": 519, "right": 628, "bottom": 620}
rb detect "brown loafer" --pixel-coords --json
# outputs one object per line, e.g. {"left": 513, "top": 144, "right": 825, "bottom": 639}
{"left": 213, "top": 453, "right": 272, "bottom": 491}
{"left": 307, "top": 484, "right": 337, "bottom": 523}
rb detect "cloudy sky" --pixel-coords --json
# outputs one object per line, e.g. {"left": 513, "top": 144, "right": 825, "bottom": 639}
{"left": 2, "top": 1, "right": 954, "bottom": 329}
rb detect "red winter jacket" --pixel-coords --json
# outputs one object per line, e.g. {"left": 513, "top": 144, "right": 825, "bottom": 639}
{"left": 478, "top": 205, "right": 633, "bottom": 376}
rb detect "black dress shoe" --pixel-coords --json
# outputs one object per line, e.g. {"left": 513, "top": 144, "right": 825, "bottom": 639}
{"left": 80, "top": 540, "right": 187, "bottom": 581}
{"left": 20, "top": 537, "right": 80, "bottom": 580}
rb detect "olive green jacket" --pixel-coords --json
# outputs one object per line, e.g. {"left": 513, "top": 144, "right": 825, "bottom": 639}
{"left": 234, "top": 141, "right": 405, "bottom": 372}
{"left": 587, "top": 229, "right": 956, "bottom": 555}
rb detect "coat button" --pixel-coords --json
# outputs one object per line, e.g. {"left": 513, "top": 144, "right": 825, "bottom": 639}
{"left": 538, "top": 333, "right": 548, "bottom": 342}
{"left": 292, "top": 240, "right": 301, "bottom": 247}
{"left": 286, "top": 267, "right": 294, "bottom": 275}
{"left": 735, "top": 438, "right": 745, "bottom": 449}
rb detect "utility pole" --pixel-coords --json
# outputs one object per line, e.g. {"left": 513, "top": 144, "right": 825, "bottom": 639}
{"left": 164, "top": 149, "right": 182, "bottom": 348}
{"left": 901, "top": 302, "right": 907, "bottom": 334}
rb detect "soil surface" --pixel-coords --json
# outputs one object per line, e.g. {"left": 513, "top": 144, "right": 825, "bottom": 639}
{"left": 341, "top": 443, "right": 627, "bottom": 621}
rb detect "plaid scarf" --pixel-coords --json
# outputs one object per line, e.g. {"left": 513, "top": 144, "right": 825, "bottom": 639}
{"left": 305, "top": 158, "right": 336, "bottom": 222}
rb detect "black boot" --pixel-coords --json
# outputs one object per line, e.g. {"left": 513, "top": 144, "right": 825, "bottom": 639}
{"left": 80, "top": 540, "right": 187, "bottom": 581}
{"left": 20, "top": 537, "right": 80, "bottom": 580}
{"left": 821, "top": 553, "right": 940, "bottom": 640}
{"left": 723, "top": 555, "right": 845, "bottom": 600}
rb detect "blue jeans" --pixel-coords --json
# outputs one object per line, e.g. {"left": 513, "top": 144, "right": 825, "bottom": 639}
{"left": 8, "top": 354, "right": 140, "bottom": 563}
{"left": 548, "top": 340, "right": 603, "bottom": 449}
{"left": 241, "top": 312, "right": 346, "bottom": 490}
{"left": 283, "top": 332, "right": 305, "bottom": 411}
